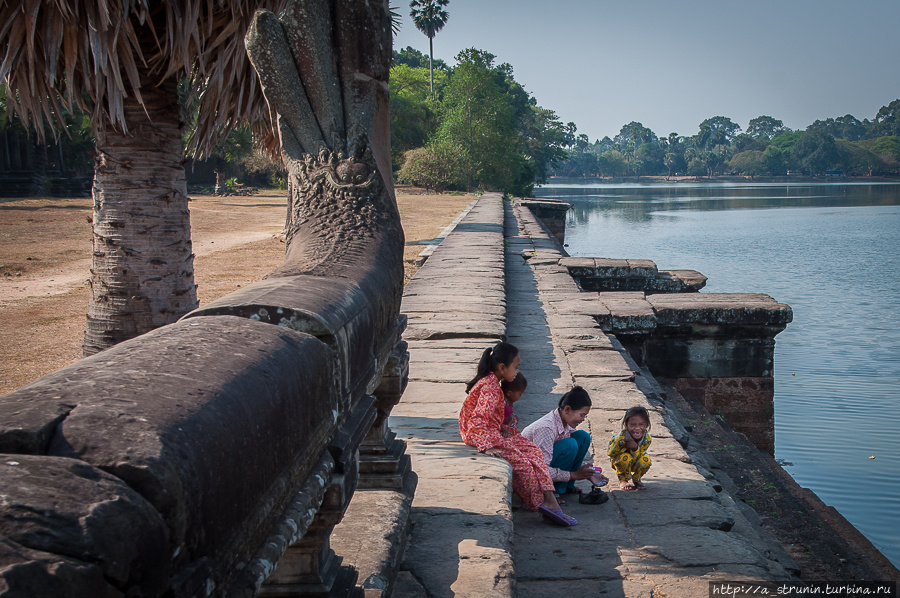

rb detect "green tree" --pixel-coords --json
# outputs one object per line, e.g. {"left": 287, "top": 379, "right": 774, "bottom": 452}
{"left": 436, "top": 49, "right": 519, "bottom": 191}
{"left": 858, "top": 136, "right": 900, "bottom": 172}
{"left": 409, "top": 0, "right": 450, "bottom": 96}
{"left": 398, "top": 141, "right": 463, "bottom": 192}
{"left": 660, "top": 133, "right": 686, "bottom": 176}
{"left": 791, "top": 130, "right": 840, "bottom": 175}
{"left": 729, "top": 150, "right": 766, "bottom": 175}
{"left": 394, "top": 45, "right": 449, "bottom": 72}
{"left": 871, "top": 99, "right": 900, "bottom": 138}
{"left": 512, "top": 105, "right": 570, "bottom": 194}
{"left": 390, "top": 63, "right": 443, "bottom": 168}
{"left": 614, "top": 122, "right": 657, "bottom": 150}
{"left": 694, "top": 116, "right": 741, "bottom": 149}
{"left": 808, "top": 115, "right": 867, "bottom": 141}
{"left": 746, "top": 115, "right": 787, "bottom": 140}
{"left": 732, "top": 133, "right": 767, "bottom": 153}
{"left": 599, "top": 150, "right": 627, "bottom": 177}
{"left": 762, "top": 145, "right": 787, "bottom": 175}
{"left": 835, "top": 139, "right": 884, "bottom": 175}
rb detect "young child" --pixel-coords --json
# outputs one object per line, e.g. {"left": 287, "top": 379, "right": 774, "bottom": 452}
{"left": 608, "top": 406, "right": 652, "bottom": 490}
{"left": 500, "top": 373, "right": 527, "bottom": 437}
{"left": 522, "top": 386, "right": 608, "bottom": 504}
{"left": 459, "top": 342, "right": 577, "bottom": 526}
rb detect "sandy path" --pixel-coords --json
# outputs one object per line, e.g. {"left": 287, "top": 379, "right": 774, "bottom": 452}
{"left": 0, "top": 188, "right": 475, "bottom": 395}
{"left": 0, "top": 194, "right": 285, "bottom": 305}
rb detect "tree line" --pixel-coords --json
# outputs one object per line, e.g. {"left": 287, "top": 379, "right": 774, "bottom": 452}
{"left": 554, "top": 104, "right": 900, "bottom": 179}
{"left": 391, "top": 46, "right": 571, "bottom": 196}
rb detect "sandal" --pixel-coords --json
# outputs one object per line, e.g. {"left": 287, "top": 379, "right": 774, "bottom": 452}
{"left": 579, "top": 486, "right": 610, "bottom": 505}
{"left": 590, "top": 474, "right": 609, "bottom": 488}
{"left": 554, "top": 493, "right": 565, "bottom": 506}
{"left": 538, "top": 505, "right": 578, "bottom": 527}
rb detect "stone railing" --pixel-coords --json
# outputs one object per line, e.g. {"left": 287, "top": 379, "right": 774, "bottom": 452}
{"left": 0, "top": 2, "right": 410, "bottom": 595}
{"left": 0, "top": 279, "right": 409, "bottom": 597}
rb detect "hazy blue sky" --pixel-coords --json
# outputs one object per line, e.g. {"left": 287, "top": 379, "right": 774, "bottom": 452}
{"left": 393, "top": 0, "right": 900, "bottom": 141}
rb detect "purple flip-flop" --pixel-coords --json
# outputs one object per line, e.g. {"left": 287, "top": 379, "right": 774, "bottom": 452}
{"left": 538, "top": 505, "right": 578, "bottom": 527}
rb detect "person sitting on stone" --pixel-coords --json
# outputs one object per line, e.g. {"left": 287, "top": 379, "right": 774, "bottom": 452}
{"left": 522, "top": 386, "right": 607, "bottom": 504}
{"left": 608, "top": 406, "right": 653, "bottom": 490}
{"left": 459, "top": 342, "right": 577, "bottom": 526}
{"left": 500, "top": 373, "right": 527, "bottom": 437}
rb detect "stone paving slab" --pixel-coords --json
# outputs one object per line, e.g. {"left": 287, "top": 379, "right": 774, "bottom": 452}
{"left": 618, "top": 498, "right": 735, "bottom": 530}
{"left": 403, "top": 318, "right": 506, "bottom": 341}
{"left": 401, "top": 510, "right": 514, "bottom": 598}
{"left": 399, "top": 381, "right": 466, "bottom": 404}
{"left": 565, "top": 350, "right": 636, "bottom": 379}
{"left": 407, "top": 347, "right": 495, "bottom": 364}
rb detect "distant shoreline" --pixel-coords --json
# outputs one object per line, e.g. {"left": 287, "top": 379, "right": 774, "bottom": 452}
{"left": 543, "top": 174, "right": 900, "bottom": 184}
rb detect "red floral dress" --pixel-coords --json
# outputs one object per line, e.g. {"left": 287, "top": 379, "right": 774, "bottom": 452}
{"left": 459, "top": 374, "right": 555, "bottom": 510}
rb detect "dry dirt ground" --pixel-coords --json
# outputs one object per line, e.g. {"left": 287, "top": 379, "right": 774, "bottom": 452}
{"left": 0, "top": 187, "right": 475, "bottom": 395}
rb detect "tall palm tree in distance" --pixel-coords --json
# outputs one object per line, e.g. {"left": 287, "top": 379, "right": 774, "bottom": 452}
{"left": 410, "top": 0, "right": 450, "bottom": 96}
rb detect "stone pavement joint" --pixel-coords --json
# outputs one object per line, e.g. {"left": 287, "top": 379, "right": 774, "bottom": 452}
{"left": 393, "top": 193, "right": 797, "bottom": 598}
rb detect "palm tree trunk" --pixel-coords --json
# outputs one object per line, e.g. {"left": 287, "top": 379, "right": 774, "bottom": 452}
{"left": 83, "top": 74, "right": 198, "bottom": 356}
{"left": 428, "top": 36, "right": 434, "bottom": 96}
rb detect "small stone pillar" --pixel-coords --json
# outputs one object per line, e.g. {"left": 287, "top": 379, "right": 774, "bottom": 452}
{"left": 640, "top": 293, "right": 792, "bottom": 453}
{"left": 359, "top": 331, "right": 412, "bottom": 489}
{"left": 259, "top": 477, "right": 353, "bottom": 597}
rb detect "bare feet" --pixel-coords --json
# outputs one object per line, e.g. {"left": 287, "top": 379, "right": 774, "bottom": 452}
{"left": 618, "top": 477, "right": 634, "bottom": 490}
{"left": 633, "top": 478, "right": 646, "bottom": 490}
{"left": 542, "top": 490, "right": 562, "bottom": 510}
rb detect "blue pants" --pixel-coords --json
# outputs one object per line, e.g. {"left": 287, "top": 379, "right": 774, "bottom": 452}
{"left": 548, "top": 429, "right": 591, "bottom": 494}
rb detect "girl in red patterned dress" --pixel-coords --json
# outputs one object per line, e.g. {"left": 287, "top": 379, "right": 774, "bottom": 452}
{"left": 459, "top": 342, "right": 577, "bottom": 526}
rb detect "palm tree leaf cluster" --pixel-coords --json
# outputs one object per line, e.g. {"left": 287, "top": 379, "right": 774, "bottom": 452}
{"left": 409, "top": 0, "right": 448, "bottom": 39}
{"left": 0, "top": 0, "right": 285, "bottom": 156}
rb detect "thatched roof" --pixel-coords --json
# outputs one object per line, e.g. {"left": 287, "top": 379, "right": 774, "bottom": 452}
{"left": 0, "top": 0, "right": 285, "bottom": 156}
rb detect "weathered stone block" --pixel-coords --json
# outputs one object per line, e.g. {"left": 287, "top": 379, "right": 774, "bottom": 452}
{"left": 643, "top": 337, "right": 776, "bottom": 379}
{"left": 647, "top": 293, "right": 793, "bottom": 327}
{"left": 671, "top": 377, "right": 775, "bottom": 452}
{"left": 184, "top": 275, "right": 381, "bottom": 405}
{"left": 0, "top": 538, "right": 122, "bottom": 598}
{"left": 0, "top": 316, "right": 341, "bottom": 595}
{"left": 0, "top": 455, "right": 168, "bottom": 594}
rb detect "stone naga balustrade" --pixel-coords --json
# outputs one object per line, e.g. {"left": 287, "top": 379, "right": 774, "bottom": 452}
{"left": 559, "top": 257, "right": 792, "bottom": 453}
{"left": 0, "top": 1, "right": 408, "bottom": 596}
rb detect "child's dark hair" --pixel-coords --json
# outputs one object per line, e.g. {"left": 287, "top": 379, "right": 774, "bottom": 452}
{"left": 558, "top": 386, "right": 591, "bottom": 410}
{"left": 501, "top": 372, "right": 528, "bottom": 394}
{"left": 466, "top": 342, "right": 519, "bottom": 393}
{"left": 620, "top": 406, "right": 651, "bottom": 430}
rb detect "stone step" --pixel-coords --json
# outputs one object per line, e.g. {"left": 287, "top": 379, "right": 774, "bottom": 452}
{"left": 559, "top": 256, "right": 708, "bottom": 293}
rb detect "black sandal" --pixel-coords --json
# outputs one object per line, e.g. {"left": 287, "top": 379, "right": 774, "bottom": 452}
{"left": 579, "top": 486, "right": 609, "bottom": 505}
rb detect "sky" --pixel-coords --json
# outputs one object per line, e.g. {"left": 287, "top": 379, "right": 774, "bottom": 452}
{"left": 393, "top": 0, "right": 900, "bottom": 142}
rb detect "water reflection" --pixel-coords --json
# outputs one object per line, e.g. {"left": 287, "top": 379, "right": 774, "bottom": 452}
{"left": 540, "top": 181, "right": 900, "bottom": 225}
{"left": 541, "top": 181, "right": 900, "bottom": 568}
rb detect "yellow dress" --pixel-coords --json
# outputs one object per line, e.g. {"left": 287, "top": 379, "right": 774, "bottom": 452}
{"left": 608, "top": 431, "right": 652, "bottom": 481}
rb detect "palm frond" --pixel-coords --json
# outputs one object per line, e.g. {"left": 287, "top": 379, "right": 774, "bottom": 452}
{"left": 0, "top": 0, "right": 285, "bottom": 154}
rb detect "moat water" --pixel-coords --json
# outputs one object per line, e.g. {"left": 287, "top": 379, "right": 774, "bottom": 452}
{"left": 537, "top": 180, "right": 900, "bottom": 568}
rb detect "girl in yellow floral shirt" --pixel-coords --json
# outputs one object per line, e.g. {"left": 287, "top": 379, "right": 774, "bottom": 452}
{"left": 608, "top": 406, "right": 652, "bottom": 490}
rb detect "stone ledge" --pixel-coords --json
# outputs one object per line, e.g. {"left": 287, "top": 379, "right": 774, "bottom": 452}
{"left": 560, "top": 257, "right": 707, "bottom": 293}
